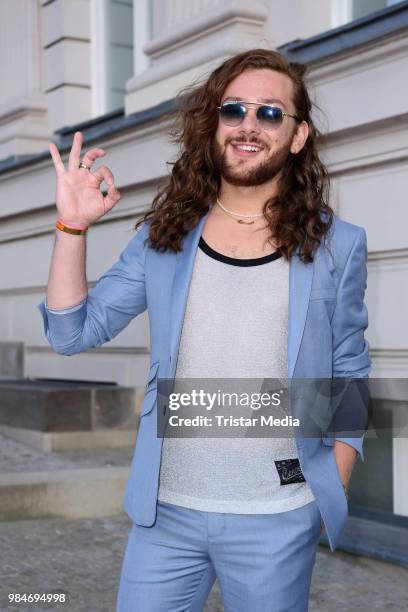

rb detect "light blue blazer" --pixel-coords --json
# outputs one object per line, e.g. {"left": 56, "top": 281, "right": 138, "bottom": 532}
{"left": 38, "top": 209, "right": 371, "bottom": 552}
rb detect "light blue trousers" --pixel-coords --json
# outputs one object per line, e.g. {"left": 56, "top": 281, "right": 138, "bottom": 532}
{"left": 116, "top": 499, "right": 322, "bottom": 612}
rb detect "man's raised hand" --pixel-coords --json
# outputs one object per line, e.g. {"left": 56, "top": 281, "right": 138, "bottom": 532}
{"left": 49, "top": 131, "right": 121, "bottom": 228}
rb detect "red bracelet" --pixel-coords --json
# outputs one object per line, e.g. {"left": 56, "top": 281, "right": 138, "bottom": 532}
{"left": 56, "top": 218, "right": 88, "bottom": 235}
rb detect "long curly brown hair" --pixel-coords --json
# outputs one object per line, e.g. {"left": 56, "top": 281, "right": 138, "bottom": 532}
{"left": 135, "top": 48, "right": 334, "bottom": 263}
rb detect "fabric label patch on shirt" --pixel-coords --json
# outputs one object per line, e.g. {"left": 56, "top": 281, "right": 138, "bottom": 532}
{"left": 274, "top": 458, "right": 306, "bottom": 485}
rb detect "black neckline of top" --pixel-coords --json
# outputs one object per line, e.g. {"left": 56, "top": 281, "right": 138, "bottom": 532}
{"left": 198, "top": 236, "right": 282, "bottom": 267}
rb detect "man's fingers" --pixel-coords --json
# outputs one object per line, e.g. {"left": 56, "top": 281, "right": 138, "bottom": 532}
{"left": 92, "top": 165, "right": 115, "bottom": 187}
{"left": 103, "top": 183, "right": 121, "bottom": 212}
{"left": 68, "top": 131, "right": 83, "bottom": 171}
{"left": 92, "top": 165, "right": 120, "bottom": 213}
{"left": 81, "top": 148, "right": 106, "bottom": 170}
{"left": 49, "top": 143, "right": 65, "bottom": 175}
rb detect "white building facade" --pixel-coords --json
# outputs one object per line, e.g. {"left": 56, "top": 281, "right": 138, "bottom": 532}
{"left": 0, "top": 0, "right": 407, "bottom": 521}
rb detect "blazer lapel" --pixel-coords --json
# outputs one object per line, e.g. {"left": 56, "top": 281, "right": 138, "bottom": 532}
{"left": 169, "top": 210, "right": 210, "bottom": 374}
{"left": 168, "top": 211, "right": 314, "bottom": 380}
{"left": 288, "top": 251, "right": 314, "bottom": 378}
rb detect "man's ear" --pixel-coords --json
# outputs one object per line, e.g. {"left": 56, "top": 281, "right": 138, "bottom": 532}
{"left": 290, "top": 121, "right": 309, "bottom": 155}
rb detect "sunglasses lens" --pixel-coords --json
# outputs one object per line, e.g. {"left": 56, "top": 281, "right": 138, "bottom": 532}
{"left": 219, "top": 103, "right": 245, "bottom": 125}
{"left": 257, "top": 106, "right": 283, "bottom": 128}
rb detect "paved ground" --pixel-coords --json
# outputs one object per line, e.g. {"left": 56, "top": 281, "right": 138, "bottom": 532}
{"left": 1, "top": 432, "right": 406, "bottom": 610}
{"left": 0, "top": 514, "right": 406, "bottom": 612}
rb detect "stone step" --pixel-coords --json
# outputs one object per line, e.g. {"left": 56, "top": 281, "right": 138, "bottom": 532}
{"left": 0, "top": 377, "right": 142, "bottom": 433}
{"left": 0, "top": 377, "right": 146, "bottom": 451}
{"left": 0, "top": 432, "right": 133, "bottom": 521}
{"left": 0, "top": 424, "right": 138, "bottom": 452}
{"left": 334, "top": 506, "right": 408, "bottom": 568}
{"left": 0, "top": 467, "right": 129, "bottom": 521}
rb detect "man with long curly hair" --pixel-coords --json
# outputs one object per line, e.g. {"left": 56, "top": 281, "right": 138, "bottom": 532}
{"left": 39, "top": 48, "right": 370, "bottom": 612}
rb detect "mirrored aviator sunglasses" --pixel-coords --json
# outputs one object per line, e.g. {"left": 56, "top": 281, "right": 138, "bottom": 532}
{"left": 217, "top": 101, "right": 300, "bottom": 131}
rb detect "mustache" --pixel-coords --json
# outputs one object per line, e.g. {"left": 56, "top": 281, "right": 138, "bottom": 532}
{"left": 225, "top": 136, "right": 269, "bottom": 149}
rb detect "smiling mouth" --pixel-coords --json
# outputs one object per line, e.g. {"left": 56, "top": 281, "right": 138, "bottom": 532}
{"left": 230, "top": 143, "right": 264, "bottom": 156}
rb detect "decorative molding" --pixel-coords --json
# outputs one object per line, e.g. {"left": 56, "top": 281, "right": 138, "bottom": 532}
{"left": 0, "top": 204, "right": 148, "bottom": 245}
{"left": 370, "top": 350, "right": 408, "bottom": 379}
{"left": 308, "top": 31, "right": 408, "bottom": 83}
{"left": 320, "top": 112, "right": 408, "bottom": 174}
{"left": 368, "top": 249, "right": 408, "bottom": 263}
{"left": 0, "top": 100, "right": 175, "bottom": 175}
{"left": 44, "top": 36, "right": 90, "bottom": 50}
{"left": 27, "top": 345, "right": 150, "bottom": 355}
{"left": 0, "top": 0, "right": 51, "bottom": 158}
{"left": 45, "top": 83, "right": 91, "bottom": 94}
{"left": 370, "top": 348, "right": 408, "bottom": 360}
{"left": 125, "top": 0, "right": 268, "bottom": 112}
{"left": 280, "top": 1, "right": 408, "bottom": 65}
{"left": 144, "top": 2, "right": 268, "bottom": 59}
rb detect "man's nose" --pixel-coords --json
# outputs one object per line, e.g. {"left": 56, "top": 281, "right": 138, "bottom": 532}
{"left": 240, "top": 107, "right": 261, "bottom": 131}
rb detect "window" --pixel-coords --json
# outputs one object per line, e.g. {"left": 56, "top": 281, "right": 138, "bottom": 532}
{"left": 353, "top": 0, "right": 403, "bottom": 20}
{"left": 331, "top": 0, "right": 404, "bottom": 28}
{"left": 90, "top": 0, "right": 134, "bottom": 116}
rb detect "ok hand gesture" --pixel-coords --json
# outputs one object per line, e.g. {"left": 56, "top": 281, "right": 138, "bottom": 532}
{"left": 49, "top": 131, "right": 121, "bottom": 228}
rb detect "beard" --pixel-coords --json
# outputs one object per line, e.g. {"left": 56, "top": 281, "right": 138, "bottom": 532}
{"left": 212, "top": 138, "right": 292, "bottom": 187}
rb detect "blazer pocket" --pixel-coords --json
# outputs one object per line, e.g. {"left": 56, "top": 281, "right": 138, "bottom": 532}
{"left": 310, "top": 287, "right": 337, "bottom": 301}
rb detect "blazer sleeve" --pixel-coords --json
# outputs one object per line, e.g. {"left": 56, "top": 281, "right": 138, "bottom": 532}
{"left": 331, "top": 227, "right": 372, "bottom": 461}
{"left": 37, "top": 225, "right": 148, "bottom": 356}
